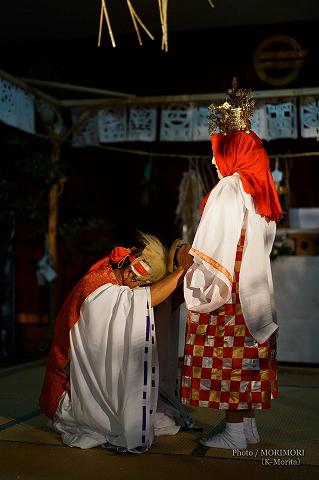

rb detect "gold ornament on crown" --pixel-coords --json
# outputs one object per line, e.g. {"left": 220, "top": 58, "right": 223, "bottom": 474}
{"left": 208, "top": 78, "right": 255, "bottom": 135}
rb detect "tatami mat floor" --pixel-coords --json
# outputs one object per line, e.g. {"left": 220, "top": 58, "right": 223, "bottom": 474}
{"left": 0, "top": 361, "right": 318, "bottom": 480}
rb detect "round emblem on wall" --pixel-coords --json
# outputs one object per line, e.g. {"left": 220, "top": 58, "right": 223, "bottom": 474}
{"left": 254, "top": 35, "right": 308, "bottom": 86}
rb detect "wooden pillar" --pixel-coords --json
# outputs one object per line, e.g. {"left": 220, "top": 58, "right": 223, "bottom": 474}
{"left": 47, "top": 142, "right": 61, "bottom": 334}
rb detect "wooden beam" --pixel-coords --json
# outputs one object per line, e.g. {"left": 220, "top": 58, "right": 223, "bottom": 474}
{"left": 59, "top": 86, "right": 319, "bottom": 109}
{"left": 253, "top": 87, "right": 319, "bottom": 99}
{"left": 0, "top": 68, "right": 61, "bottom": 109}
{"left": 21, "top": 77, "right": 136, "bottom": 99}
{"left": 60, "top": 93, "right": 220, "bottom": 108}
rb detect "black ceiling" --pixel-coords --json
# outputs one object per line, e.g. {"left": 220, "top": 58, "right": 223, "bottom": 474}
{"left": 1, "top": 0, "right": 319, "bottom": 43}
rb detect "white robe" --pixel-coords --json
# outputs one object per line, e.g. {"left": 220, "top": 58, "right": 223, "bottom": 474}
{"left": 184, "top": 173, "right": 278, "bottom": 344}
{"left": 52, "top": 284, "right": 189, "bottom": 451}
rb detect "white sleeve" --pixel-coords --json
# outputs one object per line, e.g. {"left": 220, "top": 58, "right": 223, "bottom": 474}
{"left": 184, "top": 179, "right": 245, "bottom": 313}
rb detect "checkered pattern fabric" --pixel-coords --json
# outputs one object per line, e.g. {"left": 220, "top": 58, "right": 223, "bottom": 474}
{"left": 181, "top": 230, "right": 278, "bottom": 410}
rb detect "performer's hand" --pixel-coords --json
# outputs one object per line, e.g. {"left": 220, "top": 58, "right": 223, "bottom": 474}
{"left": 176, "top": 244, "right": 193, "bottom": 272}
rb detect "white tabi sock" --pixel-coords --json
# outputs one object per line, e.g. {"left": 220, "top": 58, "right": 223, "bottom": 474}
{"left": 243, "top": 417, "right": 260, "bottom": 444}
{"left": 200, "top": 422, "right": 247, "bottom": 450}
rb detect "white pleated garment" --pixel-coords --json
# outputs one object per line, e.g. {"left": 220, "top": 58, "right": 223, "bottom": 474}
{"left": 184, "top": 173, "right": 278, "bottom": 344}
{"left": 53, "top": 284, "right": 158, "bottom": 451}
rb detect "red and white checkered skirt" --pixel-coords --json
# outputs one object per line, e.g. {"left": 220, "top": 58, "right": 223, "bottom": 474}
{"left": 180, "top": 231, "right": 278, "bottom": 410}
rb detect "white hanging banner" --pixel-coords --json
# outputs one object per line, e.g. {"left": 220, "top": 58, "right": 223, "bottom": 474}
{"left": 71, "top": 109, "right": 99, "bottom": 147}
{"left": 0, "top": 79, "right": 35, "bottom": 134}
{"left": 192, "top": 105, "right": 210, "bottom": 141}
{"left": 98, "top": 106, "right": 127, "bottom": 143}
{"left": 128, "top": 106, "right": 157, "bottom": 142}
{"left": 15, "top": 88, "right": 35, "bottom": 134}
{"left": 251, "top": 102, "right": 269, "bottom": 141}
{"left": 300, "top": 96, "right": 319, "bottom": 138}
{"left": 160, "top": 103, "right": 193, "bottom": 141}
{"left": 265, "top": 98, "right": 298, "bottom": 140}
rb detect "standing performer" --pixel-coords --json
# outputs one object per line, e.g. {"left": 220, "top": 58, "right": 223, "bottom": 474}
{"left": 181, "top": 80, "right": 283, "bottom": 450}
{"left": 40, "top": 233, "right": 192, "bottom": 452}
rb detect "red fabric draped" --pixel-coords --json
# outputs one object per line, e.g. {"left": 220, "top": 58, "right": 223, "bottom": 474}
{"left": 89, "top": 247, "right": 135, "bottom": 272}
{"left": 211, "top": 131, "right": 283, "bottom": 222}
{"left": 39, "top": 258, "right": 119, "bottom": 419}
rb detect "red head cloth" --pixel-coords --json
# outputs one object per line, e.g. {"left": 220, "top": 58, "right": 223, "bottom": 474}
{"left": 109, "top": 247, "right": 135, "bottom": 266}
{"left": 89, "top": 247, "right": 136, "bottom": 272}
{"left": 211, "top": 131, "right": 283, "bottom": 222}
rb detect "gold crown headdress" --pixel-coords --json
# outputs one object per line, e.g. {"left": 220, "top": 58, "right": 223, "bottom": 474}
{"left": 208, "top": 78, "right": 255, "bottom": 135}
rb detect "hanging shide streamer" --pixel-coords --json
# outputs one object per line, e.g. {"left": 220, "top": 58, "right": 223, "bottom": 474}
{"left": 158, "top": 0, "right": 169, "bottom": 52}
{"left": 127, "top": 0, "right": 154, "bottom": 46}
{"left": 97, "top": 0, "right": 116, "bottom": 48}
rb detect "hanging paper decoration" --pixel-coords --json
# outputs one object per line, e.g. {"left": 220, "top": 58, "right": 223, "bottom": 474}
{"left": 71, "top": 109, "right": 99, "bottom": 147}
{"left": 128, "top": 106, "right": 157, "bottom": 141}
{"left": 0, "top": 80, "right": 15, "bottom": 127}
{"left": 0, "top": 79, "right": 35, "bottom": 134}
{"left": 265, "top": 99, "right": 298, "bottom": 139}
{"left": 15, "top": 88, "right": 35, "bottom": 134}
{"left": 36, "top": 250, "right": 57, "bottom": 285}
{"left": 271, "top": 157, "right": 283, "bottom": 191}
{"left": 300, "top": 96, "right": 319, "bottom": 138}
{"left": 98, "top": 106, "right": 127, "bottom": 143}
{"left": 251, "top": 102, "right": 269, "bottom": 140}
{"left": 160, "top": 103, "right": 193, "bottom": 141}
{"left": 192, "top": 105, "right": 210, "bottom": 141}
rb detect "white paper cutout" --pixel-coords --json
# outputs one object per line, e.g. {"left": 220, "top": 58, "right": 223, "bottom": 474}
{"left": 128, "top": 106, "right": 157, "bottom": 141}
{"left": 192, "top": 105, "right": 210, "bottom": 141}
{"left": 300, "top": 96, "right": 319, "bottom": 138}
{"left": 98, "top": 107, "right": 127, "bottom": 143}
{"left": 265, "top": 99, "right": 298, "bottom": 139}
{"left": 0, "top": 79, "right": 35, "bottom": 134}
{"left": 160, "top": 104, "right": 193, "bottom": 141}
{"left": 251, "top": 102, "right": 269, "bottom": 140}
{"left": 15, "top": 88, "right": 35, "bottom": 134}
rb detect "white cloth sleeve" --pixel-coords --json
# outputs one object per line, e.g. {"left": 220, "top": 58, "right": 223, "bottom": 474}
{"left": 184, "top": 179, "right": 245, "bottom": 313}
